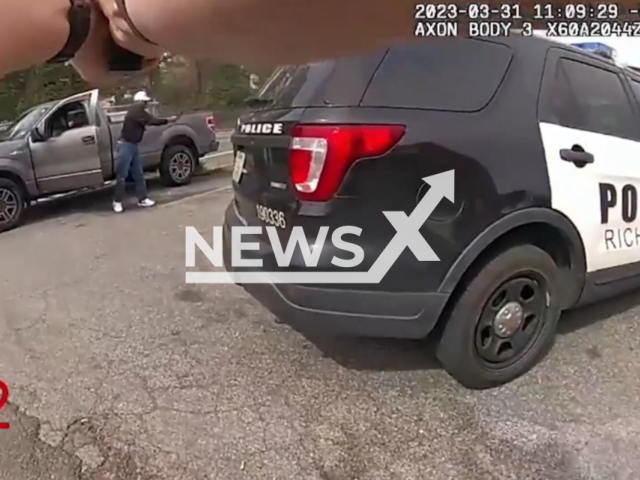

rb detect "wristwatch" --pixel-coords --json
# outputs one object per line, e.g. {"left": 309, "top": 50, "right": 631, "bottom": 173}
{"left": 48, "top": 0, "right": 93, "bottom": 64}
{"left": 114, "top": 0, "right": 158, "bottom": 46}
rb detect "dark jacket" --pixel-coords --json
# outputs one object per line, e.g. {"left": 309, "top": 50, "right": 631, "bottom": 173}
{"left": 120, "top": 102, "right": 168, "bottom": 144}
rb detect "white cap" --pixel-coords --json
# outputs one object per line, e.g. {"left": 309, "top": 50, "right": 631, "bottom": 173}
{"left": 134, "top": 91, "right": 152, "bottom": 102}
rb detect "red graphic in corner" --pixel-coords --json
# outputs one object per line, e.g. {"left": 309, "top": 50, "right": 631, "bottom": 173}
{"left": 0, "top": 380, "right": 9, "bottom": 429}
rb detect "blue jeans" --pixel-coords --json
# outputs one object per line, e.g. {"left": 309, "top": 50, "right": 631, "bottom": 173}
{"left": 114, "top": 142, "right": 147, "bottom": 202}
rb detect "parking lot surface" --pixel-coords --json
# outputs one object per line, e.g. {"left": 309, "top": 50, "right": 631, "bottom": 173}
{"left": 1, "top": 173, "right": 640, "bottom": 479}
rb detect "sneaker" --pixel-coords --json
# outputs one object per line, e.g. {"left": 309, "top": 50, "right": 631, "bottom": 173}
{"left": 138, "top": 198, "right": 156, "bottom": 208}
{"left": 112, "top": 201, "right": 124, "bottom": 213}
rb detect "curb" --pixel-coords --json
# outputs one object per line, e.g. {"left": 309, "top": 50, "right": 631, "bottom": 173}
{"left": 216, "top": 129, "right": 234, "bottom": 136}
{"left": 194, "top": 156, "right": 234, "bottom": 177}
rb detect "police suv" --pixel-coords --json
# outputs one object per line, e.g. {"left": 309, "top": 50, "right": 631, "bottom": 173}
{"left": 224, "top": 36, "right": 640, "bottom": 389}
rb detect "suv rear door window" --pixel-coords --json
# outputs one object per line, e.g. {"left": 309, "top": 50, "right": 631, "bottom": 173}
{"left": 360, "top": 38, "right": 513, "bottom": 112}
{"left": 252, "top": 50, "right": 386, "bottom": 110}
{"left": 541, "top": 58, "right": 635, "bottom": 139}
{"left": 628, "top": 78, "right": 640, "bottom": 108}
{"left": 259, "top": 64, "right": 334, "bottom": 109}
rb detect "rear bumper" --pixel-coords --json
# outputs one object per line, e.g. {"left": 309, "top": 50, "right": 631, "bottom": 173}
{"left": 240, "top": 282, "right": 449, "bottom": 339}
{"left": 223, "top": 203, "right": 449, "bottom": 339}
{"left": 210, "top": 140, "right": 220, "bottom": 153}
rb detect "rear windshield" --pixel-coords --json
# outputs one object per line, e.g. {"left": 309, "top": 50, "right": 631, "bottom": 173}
{"left": 256, "top": 64, "right": 334, "bottom": 109}
{"left": 253, "top": 49, "right": 387, "bottom": 110}
{"left": 360, "top": 38, "right": 513, "bottom": 112}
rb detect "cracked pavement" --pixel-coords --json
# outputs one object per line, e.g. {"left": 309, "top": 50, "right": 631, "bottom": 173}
{"left": 2, "top": 172, "right": 640, "bottom": 479}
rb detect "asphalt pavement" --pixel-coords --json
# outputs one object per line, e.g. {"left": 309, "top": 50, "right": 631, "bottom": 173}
{"left": 1, "top": 170, "right": 640, "bottom": 479}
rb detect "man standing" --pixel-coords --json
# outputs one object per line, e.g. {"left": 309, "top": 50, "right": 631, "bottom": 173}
{"left": 112, "top": 90, "right": 172, "bottom": 213}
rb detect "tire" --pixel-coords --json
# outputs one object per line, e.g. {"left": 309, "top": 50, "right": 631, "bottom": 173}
{"left": 0, "top": 178, "right": 25, "bottom": 233}
{"left": 436, "top": 245, "right": 562, "bottom": 390}
{"left": 159, "top": 145, "right": 196, "bottom": 187}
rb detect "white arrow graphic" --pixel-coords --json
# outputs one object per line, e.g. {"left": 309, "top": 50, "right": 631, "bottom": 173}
{"left": 367, "top": 169, "right": 455, "bottom": 281}
{"left": 187, "top": 170, "right": 455, "bottom": 284}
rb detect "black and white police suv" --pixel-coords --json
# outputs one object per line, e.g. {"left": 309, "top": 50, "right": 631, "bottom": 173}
{"left": 224, "top": 36, "right": 640, "bottom": 389}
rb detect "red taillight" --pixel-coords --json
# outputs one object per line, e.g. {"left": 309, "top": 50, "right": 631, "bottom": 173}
{"left": 288, "top": 124, "right": 405, "bottom": 202}
{"left": 206, "top": 116, "right": 216, "bottom": 132}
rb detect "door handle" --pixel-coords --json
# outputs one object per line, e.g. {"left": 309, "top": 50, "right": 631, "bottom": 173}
{"left": 560, "top": 148, "right": 594, "bottom": 166}
{"left": 82, "top": 136, "right": 96, "bottom": 145}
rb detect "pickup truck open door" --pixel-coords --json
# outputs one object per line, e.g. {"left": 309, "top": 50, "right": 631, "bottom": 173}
{"left": 29, "top": 90, "right": 104, "bottom": 194}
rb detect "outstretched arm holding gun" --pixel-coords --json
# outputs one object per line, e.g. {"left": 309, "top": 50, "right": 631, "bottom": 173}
{"left": 0, "top": 0, "right": 593, "bottom": 85}
{"left": 0, "top": 0, "right": 418, "bottom": 83}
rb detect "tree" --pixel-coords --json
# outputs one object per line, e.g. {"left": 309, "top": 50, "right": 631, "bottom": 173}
{"left": 0, "top": 59, "right": 276, "bottom": 122}
{"left": 0, "top": 63, "right": 87, "bottom": 120}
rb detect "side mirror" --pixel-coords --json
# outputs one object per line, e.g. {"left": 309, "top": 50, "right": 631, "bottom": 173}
{"left": 31, "top": 126, "right": 46, "bottom": 143}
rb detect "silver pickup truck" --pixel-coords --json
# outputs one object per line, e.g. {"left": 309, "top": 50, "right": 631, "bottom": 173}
{"left": 0, "top": 89, "right": 219, "bottom": 232}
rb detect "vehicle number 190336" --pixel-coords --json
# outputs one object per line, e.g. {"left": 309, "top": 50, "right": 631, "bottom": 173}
{"left": 256, "top": 204, "right": 287, "bottom": 229}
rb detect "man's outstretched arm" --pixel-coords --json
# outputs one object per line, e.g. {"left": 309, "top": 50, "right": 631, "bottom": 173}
{"left": 141, "top": 110, "right": 169, "bottom": 127}
{"left": 121, "top": 0, "right": 417, "bottom": 67}
{"left": 0, "top": 0, "right": 616, "bottom": 84}
{"left": 97, "top": 0, "right": 592, "bottom": 67}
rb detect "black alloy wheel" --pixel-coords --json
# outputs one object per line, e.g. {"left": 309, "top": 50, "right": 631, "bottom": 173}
{"left": 436, "top": 245, "right": 562, "bottom": 389}
{"left": 475, "top": 275, "right": 548, "bottom": 367}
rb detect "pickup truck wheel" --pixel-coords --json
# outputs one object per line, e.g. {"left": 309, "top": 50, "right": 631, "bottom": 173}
{"left": 436, "top": 245, "right": 561, "bottom": 390}
{"left": 160, "top": 145, "right": 195, "bottom": 187}
{"left": 0, "top": 179, "right": 25, "bottom": 233}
